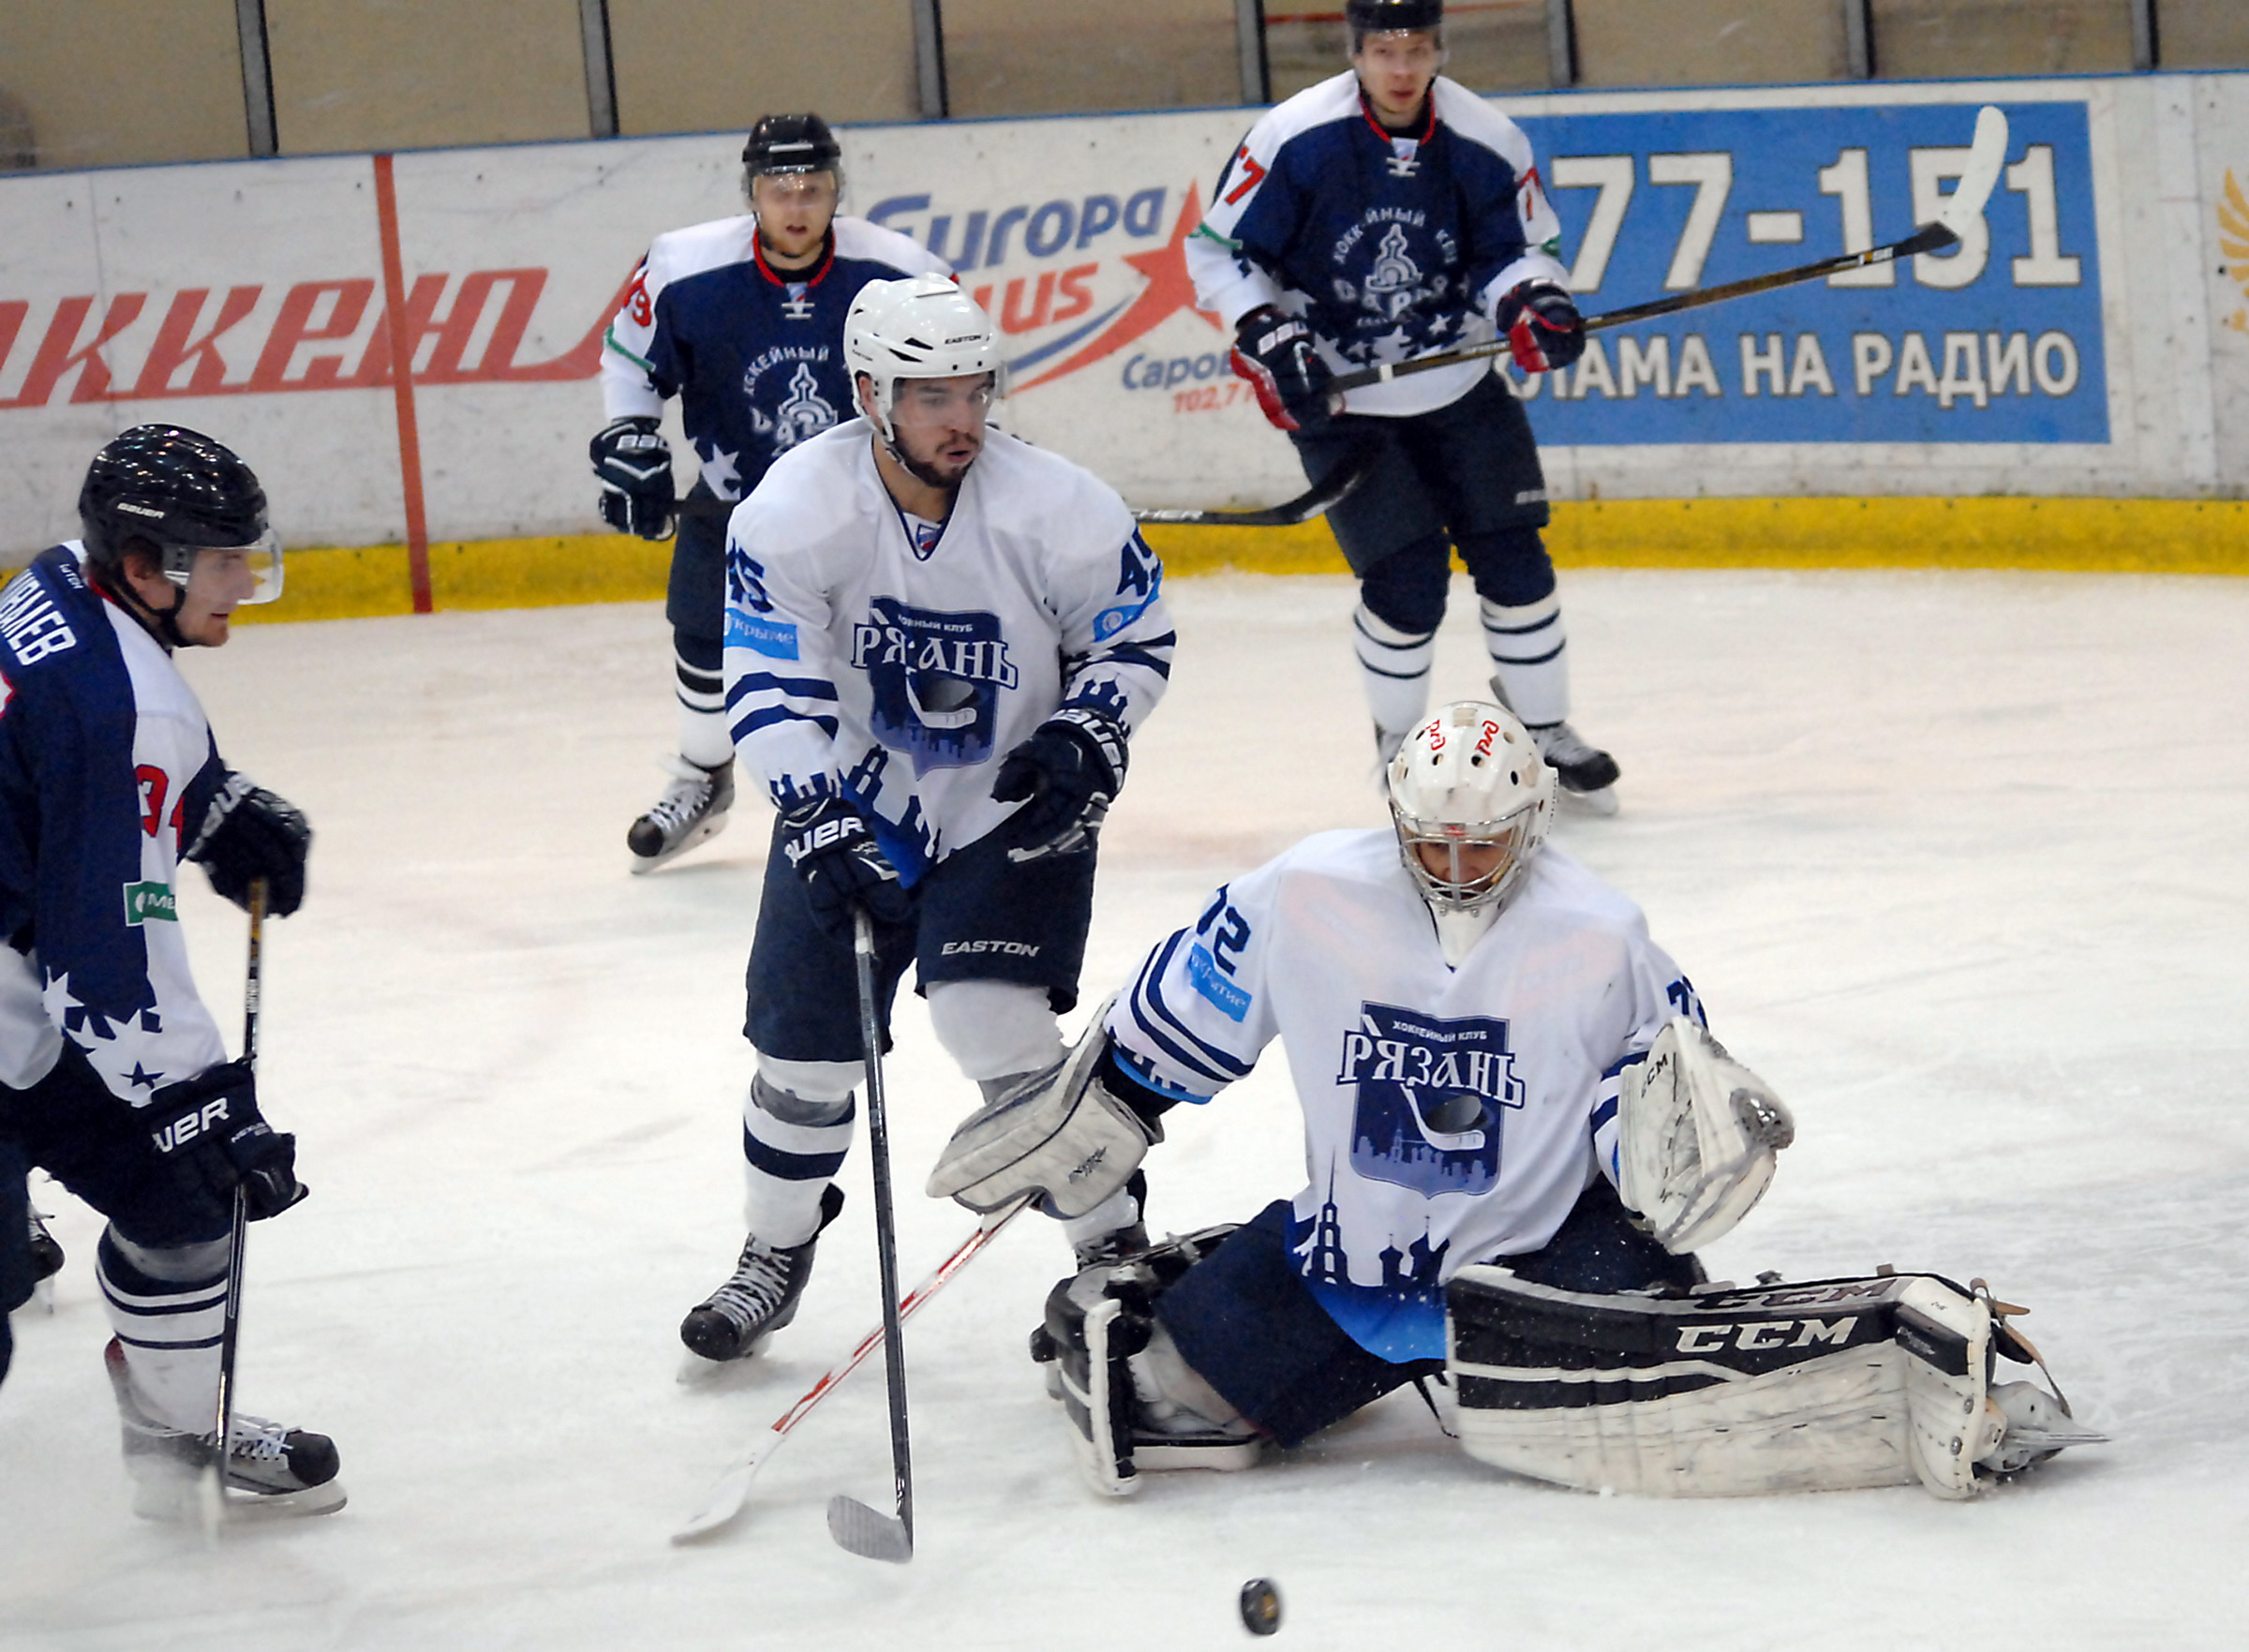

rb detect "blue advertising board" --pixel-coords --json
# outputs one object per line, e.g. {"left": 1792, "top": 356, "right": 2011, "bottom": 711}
{"left": 1509, "top": 100, "right": 2103, "bottom": 444}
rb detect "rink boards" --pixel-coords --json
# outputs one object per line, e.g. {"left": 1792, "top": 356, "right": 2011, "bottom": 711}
{"left": 2, "top": 69, "right": 2248, "bottom": 605}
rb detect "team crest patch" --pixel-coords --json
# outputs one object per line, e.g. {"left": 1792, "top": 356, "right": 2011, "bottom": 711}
{"left": 1336, "top": 1004, "right": 1525, "bottom": 1196}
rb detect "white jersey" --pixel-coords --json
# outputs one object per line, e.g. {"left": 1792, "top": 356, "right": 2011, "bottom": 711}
{"left": 722, "top": 420, "right": 1174, "bottom": 876}
{"left": 1107, "top": 829, "right": 1699, "bottom": 1361}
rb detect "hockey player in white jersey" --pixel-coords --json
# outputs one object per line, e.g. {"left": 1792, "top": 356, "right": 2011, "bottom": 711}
{"left": 1187, "top": 0, "right": 1619, "bottom": 805}
{"left": 594, "top": 113, "right": 950, "bottom": 871}
{"left": 676, "top": 275, "right": 1175, "bottom": 1365}
{"left": 931, "top": 702, "right": 2100, "bottom": 1498}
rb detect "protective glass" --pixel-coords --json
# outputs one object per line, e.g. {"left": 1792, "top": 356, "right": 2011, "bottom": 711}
{"left": 166, "top": 528, "right": 284, "bottom": 606}
{"left": 751, "top": 171, "right": 839, "bottom": 209}
{"left": 891, "top": 375, "right": 996, "bottom": 425}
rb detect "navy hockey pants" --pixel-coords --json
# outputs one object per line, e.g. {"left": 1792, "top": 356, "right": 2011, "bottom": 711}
{"left": 1156, "top": 1178, "right": 1701, "bottom": 1448}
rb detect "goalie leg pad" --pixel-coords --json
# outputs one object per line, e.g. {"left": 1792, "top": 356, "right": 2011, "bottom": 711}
{"left": 1028, "top": 1226, "right": 1260, "bottom": 1496}
{"left": 1617, "top": 1017, "right": 1793, "bottom": 1254}
{"left": 1444, "top": 1267, "right": 2085, "bottom": 1500}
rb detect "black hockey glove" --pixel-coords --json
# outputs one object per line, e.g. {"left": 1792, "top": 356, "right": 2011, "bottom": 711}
{"left": 589, "top": 415, "right": 677, "bottom": 540}
{"left": 1229, "top": 307, "right": 1334, "bottom": 432}
{"left": 1494, "top": 280, "right": 1585, "bottom": 373}
{"left": 778, "top": 796, "right": 914, "bottom": 944}
{"left": 188, "top": 775, "right": 311, "bottom": 917}
{"left": 144, "top": 1060, "right": 305, "bottom": 1221}
{"left": 991, "top": 707, "right": 1127, "bottom": 861}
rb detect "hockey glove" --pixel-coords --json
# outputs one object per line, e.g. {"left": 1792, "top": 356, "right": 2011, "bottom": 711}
{"left": 187, "top": 774, "right": 311, "bottom": 917}
{"left": 589, "top": 415, "right": 677, "bottom": 540}
{"left": 991, "top": 707, "right": 1127, "bottom": 861}
{"left": 144, "top": 1060, "right": 305, "bottom": 1221}
{"left": 1494, "top": 280, "right": 1585, "bottom": 373}
{"left": 1229, "top": 307, "right": 1334, "bottom": 432}
{"left": 778, "top": 796, "right": 914, "bottom": 944}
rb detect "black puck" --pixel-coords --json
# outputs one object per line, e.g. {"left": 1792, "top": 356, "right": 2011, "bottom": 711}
{"left": 1239, "top": 1578, "right": 1282, "bottom": 1636}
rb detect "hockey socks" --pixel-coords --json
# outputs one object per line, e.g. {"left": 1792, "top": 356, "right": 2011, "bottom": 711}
{"left": 1351, "top": 603, "right": 1437, "bottom": 763}
{"left": 1480, "top": 593, "right": 1569, "bottom": 729}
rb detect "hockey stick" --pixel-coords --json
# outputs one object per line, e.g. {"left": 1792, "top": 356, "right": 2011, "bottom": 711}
{"left": 1331, "top": 104, "right": 2011, "bottom": 399}
{"left": 826, "top": 907, "right": 916, "bottom": 1562}
{"left": 197, "top": 876, "right": 265, "bottom": 1541}
{"left": 1130, "top": 437, "right": 1380, "bottom": 529}
{"left": 671, "top": 1193, "right": 1035, "bottom": 1543}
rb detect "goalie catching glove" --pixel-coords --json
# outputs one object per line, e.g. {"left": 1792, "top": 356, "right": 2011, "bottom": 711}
{"left": 927, "top": 1012, "right": 1171, "bottom": 1219}
{"left": 1617, "top": 1016, "right": 1794, "bottom": 1253}
{"left": 1229, "top": 307, "right": 1333, "bottom": 432}
{"left": 589, "top": 415, "right": 677, "bottom": 540}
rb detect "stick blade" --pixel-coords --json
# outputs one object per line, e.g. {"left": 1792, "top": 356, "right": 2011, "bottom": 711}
{"left": 827, "top": 1494, "right": 913, "bottom": 1563}
{"left": 1938, "top": 105, "right": 2010, "bottom": 236}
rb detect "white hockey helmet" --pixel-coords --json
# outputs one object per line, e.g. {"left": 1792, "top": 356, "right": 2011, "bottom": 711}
{"left": 843, "top": 275, "right": 999, "bottom": 441}
{"left": 1387, "top": 700, "right": 1554, "bottom": 915}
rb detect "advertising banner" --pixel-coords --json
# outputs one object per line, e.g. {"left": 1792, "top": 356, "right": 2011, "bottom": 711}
{"left": 0, "top": 72, "right": 2242, "bottom": 562}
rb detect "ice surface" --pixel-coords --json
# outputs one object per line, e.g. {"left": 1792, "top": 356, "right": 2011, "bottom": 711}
{"left": 6, "top": 570, "right": 2246, "bottom": 1650}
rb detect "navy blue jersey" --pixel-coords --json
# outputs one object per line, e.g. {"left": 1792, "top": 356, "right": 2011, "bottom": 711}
{"left": 602, "top": 216, "right": 950, "bottom": 504}
{"left": 1187, "top": 71, "right": 1570, "bottom": 417}
{"left": 0, "top": 546, "right": 231, "bottom": 1102}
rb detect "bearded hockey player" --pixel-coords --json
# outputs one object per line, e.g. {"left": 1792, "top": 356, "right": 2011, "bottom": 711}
{"left": 674, "top": 275, "right": 1174, "bottom": 1367}
{"left": 930, "top": 701, "right": 2100, "bottom": 1499}
{"left": 0, "top": 426, "right": 341, "bottom": 1519}
{"left": 1186, "top": 0, "right": 1619, "bottom": 808}
{"left": 595, "top": 112, "right": 951, "bottom": 871}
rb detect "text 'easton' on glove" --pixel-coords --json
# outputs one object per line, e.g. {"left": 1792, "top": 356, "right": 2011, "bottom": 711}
{"left": 778, "top": 796, "right": 914, "bottom": 944}
{"left": 1229, "top": 307, "right": 1334, "bottom": 432}
{"left": 990, "top": 707, "right": 1127, "bottom": 861}
{"left": 145, "top": 1060, "right": 305, "bottom": 1221}
{"left": 1494, "top": 280, "right": 1586, "bottom": 373}
{"left": 589, "top": 415, "right": 677, "bottom": 540}
{"left": 187, "top": 773, "right": 310, "bottom": 917}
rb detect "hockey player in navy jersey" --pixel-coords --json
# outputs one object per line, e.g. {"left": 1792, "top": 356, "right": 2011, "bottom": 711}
{"left": 0, "top": 426, "right": 341, "bottom": 1519}
{"left": 673, "top": 275, "right": 1175, "bottom": 1365}
{"left": 595, "top": 112, "right": 951, "bottom": 871}
{"left": 1187, "top": 0, "right": 1621, "bottom": 808}
{"left": 932, "top": 702, "right": 2101, "bottom": 1500}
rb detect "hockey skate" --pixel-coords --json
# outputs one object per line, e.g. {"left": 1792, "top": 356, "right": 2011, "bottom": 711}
{"left": 679, "top": 1185, "right": 844, "bottom": 1367}
{"left": 104, "top": 1339, "right": 345, "bottom": 1521}
{"left": 1528, "top": 722, "right": 1620, "bottom": 814}
{"left": 627, "top": 755, "right": 735, "bottom": 873}
{"left": 27, "top": 1201, "right": 63, "bottom": 1312}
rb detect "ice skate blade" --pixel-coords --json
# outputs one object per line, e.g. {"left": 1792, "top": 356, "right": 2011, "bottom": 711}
{"left": 827, "top": 1494, "right": 913, "bottom": 1563}
{"left": 628, "top": 812, "right": 730, "bottom": 875}
{"left": 1559, "top": 784, "right": 1619, "bottom": 817}
{"left": 132, "top": 1467, "right": 348, "bottom": 1524}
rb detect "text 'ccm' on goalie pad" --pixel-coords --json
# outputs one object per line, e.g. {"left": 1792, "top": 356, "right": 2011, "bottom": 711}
{"left": 1444, "top": 1268, "right": 2102, "bottom": 1500}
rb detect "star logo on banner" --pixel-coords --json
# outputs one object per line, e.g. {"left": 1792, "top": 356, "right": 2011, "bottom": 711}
{"left": 1010, "top": 185, "right": 1224, "bottom": 392}
{"left": 699, "top": 443, "right": 743, "bottom": 501}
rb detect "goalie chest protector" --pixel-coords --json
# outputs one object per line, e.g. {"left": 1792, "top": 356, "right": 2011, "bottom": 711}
{"left": 1444, "top": 1268, "right": 2002, "bottom": 1499}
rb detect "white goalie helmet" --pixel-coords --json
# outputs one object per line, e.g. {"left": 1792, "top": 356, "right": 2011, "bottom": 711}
{"left": 843, "top": 274, "right": 999, "bottom": 441}
{"left": 1387, "top": 700, "right": 1555, "bottom": 917}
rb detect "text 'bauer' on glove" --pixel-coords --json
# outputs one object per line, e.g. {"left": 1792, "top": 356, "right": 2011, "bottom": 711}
{"left": 589, "top": 415, "right": 678, "bottom": 540}
{"left": 990, "top": 707, "right": 1128, "bottom": 861}
{"left": 144, "top": 1060, "right": 306, "bottom": 1221}
{"left": 186, "top": 773, "right": 310, "bottom": 917}
{"left": 777, "top": 794, "right": 914, "bottom": 945}
{"left": 1229, "top": 306, "right": 1335, "bottom": 431}
{"left": 1492, "top": 279, "right": 1585, "bottom": 373}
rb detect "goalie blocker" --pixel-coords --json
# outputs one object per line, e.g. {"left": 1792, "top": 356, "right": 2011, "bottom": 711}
{"left": 1445, "top": 1268, "right": 2106, "bottom": 1500}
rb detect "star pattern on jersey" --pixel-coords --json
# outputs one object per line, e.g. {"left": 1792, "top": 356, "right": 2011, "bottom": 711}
{"left": 698, "top": 442, "right": 743, "bottom": 501}
{"left": 126, "top": 1062, "right": 164, "bottom": 1090}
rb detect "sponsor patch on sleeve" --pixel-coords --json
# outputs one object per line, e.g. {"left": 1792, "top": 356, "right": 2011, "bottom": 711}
{"left": 725, "top": 610, "right": 800, "bottom": 661}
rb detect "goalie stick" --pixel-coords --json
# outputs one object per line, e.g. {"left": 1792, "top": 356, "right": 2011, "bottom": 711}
{"left": 670, "top": 1193, "right": 1035, "bottom": 1544}
{"left": 1328, "top": 104, "right": 2011, "bottom": 399}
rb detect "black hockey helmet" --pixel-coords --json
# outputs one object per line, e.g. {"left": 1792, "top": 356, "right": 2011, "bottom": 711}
{"left": 78, "top": 424, "right": 279, "bottom": 600}
{"left": 743, "top": 112, "right": 842, "bottom": 180}
{"left": 1347, "top": 0, "right": 1443, "bottom": 36}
